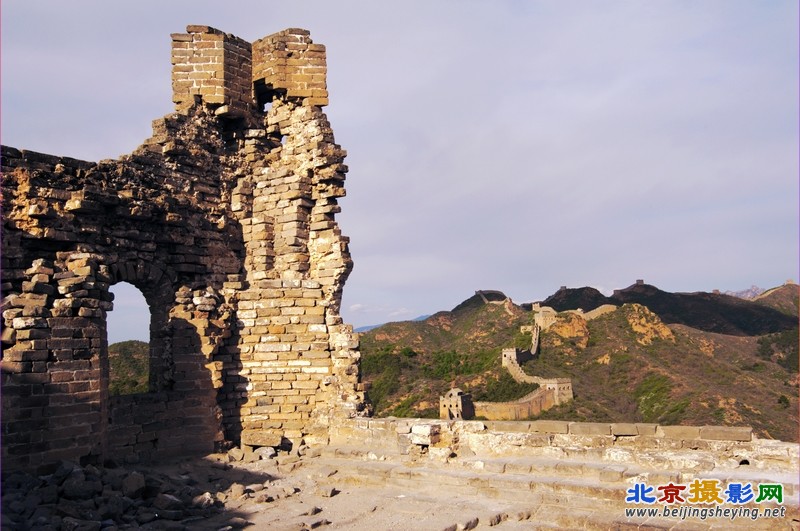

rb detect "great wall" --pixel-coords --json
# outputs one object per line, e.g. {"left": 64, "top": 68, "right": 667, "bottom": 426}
{"left": 2, "top": 26, "right": 797, "bottom": 530}
{"left": 439, "top": 302, "right": 574, "bottom": 422}
{"left": 438, "top": 297, "right": 662, "bottom": 422}
{"left": 2, "top": 25, "right": 368, "bottom": 471}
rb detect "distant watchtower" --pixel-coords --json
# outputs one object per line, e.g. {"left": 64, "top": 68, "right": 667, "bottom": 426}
{"left": 439, "top": 388, "right": 474, "bottom": 420}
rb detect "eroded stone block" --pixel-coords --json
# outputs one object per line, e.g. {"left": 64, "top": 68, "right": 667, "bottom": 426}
{"left": 568, "top": 422, "right": 611, "bottom": 436}
{"left": 635, "top": 423, "right": 658, "bottom": 436}
{"left": 656, "top": 425, "right": 701, "bottom": 440}
{"left": 699, "top": 425, "right": 752, "bottom": 442}
{"left": 611, "top": 423, "right": 638, "bottom": 436}
{"left": 240, "top": 431, "right": 283, "bottom": 448}
{"left": 530, "top": 420, "right": 570, "bottom": 434}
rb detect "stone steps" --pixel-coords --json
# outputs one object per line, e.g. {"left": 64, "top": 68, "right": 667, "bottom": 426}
{"left": 321, "top": 446, "right": 798, "bottom": 497}
{"left": 313, "top": 446, "right": 799, "bottom": 530}
{"left": 316, "top": 454, "right": 631, "bottom": 508}
{"left": 458, "top": 455, "right": 799, "bottom": 493}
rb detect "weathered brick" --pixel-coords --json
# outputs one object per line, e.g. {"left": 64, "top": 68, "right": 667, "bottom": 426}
{"left": 1, "top": 24, "right": 367, "bottom": 471}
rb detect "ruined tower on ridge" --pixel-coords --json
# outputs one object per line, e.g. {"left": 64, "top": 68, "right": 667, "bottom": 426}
{"left": 1, "top": 26, "right": 368, "bottom": 471}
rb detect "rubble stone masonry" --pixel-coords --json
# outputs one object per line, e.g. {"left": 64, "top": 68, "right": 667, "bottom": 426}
{"left": 1, "top": 25, "right": 368, "bottom": 472}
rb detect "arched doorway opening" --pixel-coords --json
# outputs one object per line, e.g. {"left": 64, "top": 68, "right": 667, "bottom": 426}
{"left": 107, "top": 282, "right": 150, "bottom": 395}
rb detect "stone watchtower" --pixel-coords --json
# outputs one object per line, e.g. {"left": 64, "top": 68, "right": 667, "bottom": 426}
{"left": 1, "top": 26, "right": 367, "bottom": 472}
{"left": 439, "top": 388, "right": 475, "bottom": 420}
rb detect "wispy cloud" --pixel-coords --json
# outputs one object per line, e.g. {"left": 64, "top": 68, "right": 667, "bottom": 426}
{"left": 3, "top": 1, "right": 796, "bottom": 332}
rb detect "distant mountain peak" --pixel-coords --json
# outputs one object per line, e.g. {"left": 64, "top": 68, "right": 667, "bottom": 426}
{"left": 542, "top": 286, "right": 615, "bottom": 313}
{"left": 537, "top": 281, "right": 796, "bottom": 336}
{"left": 723, "top": 285, "right": 765, "bottom": 300}
{"left": 451, "top": 290, "right": 509, "bottom": 313}
{"left": 751, "top": 282, "right": 799, "bottom": 317}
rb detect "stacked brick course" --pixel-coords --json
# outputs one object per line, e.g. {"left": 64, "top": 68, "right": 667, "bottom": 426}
{"left": 1, "top": 25, "right": 367, "bottom": 472}
{"left": 171, "top": 25, "right": 253, "bottom": 117}
{"left": 252, "top": 29, "right": 329, "bottom": 107}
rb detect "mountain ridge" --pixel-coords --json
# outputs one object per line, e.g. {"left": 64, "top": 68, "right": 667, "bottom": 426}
{"left": 359, "top": 282, "right": 798, "bottom": 441}
{"left": 539, "top": 282, "right": 796, "bottom": 336}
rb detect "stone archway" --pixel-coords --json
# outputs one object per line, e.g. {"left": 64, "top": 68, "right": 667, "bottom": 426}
{"left": 107, "top": 261, "right": 175, "bottom": 394}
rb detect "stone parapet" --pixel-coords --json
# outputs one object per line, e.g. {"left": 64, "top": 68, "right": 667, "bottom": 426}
{"left": 473, "top": 387, "right": 556, "bottom": 421}
{"left": 329, "top": 418, "right": 797, "bottom": 473}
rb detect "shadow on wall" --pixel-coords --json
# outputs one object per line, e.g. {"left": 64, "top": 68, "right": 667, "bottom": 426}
{"left": 103, "top": 259, "right": 228, "bottom": 464}
{"left": 0, "top": 157, "right": 246, "bottom": 472}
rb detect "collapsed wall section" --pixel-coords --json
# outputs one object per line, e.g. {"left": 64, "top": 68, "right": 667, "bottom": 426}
{"left": 1, "top": 25, "right": 367, "bottom": 472}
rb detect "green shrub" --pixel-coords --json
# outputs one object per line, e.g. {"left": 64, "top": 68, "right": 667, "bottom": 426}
{"left": 388, "top": 395, "right": 419, "bottom": 417}
{"left": 659, "top": 397, "right": 690, "bottom": 425}
{"left": 362, "top": 345, "right": 405, "bottom": 412}
{"left": 514, "top": 331, "right": 533, "bottom": 350}
{"left": 778, "top": 395, "right": 790, "bottom": 409}
{"left": 417, "top": 407, "right": 439, "bottom": 419}
{"left": 108, "top": 340, "right": 149, "bottom": 396}
{"left": 757, "top": 328, "right": 799, "bottom": 372}
{"left": 368, "top": 365, "right": 400, "bottom": 412}
{"left": 421, "top": 349, "right": 496, "bottom": 380}
{"left": 400, "top": 347, "right": 418, "bottom": 358}
{"left": 633, "top": 374, "right": 675, "bottom": 423}
{"left": 471, "top": 372, "right": 539, "bottom": 402}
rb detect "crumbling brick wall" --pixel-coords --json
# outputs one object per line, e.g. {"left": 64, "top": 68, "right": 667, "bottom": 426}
{"left": 1, "top": 25, "right": 368, "bottom": 472}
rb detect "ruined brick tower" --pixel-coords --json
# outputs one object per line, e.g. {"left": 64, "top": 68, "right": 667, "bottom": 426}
{"left": 1, "top": 26, "right": 368, "bottom": 471}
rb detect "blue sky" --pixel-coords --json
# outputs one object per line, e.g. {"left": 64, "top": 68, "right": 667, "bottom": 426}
{"left": 3, "top": 1, "right": 798, "bottom": 342}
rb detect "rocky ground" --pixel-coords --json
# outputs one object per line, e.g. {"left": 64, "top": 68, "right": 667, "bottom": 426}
{"left": 1, "top": 447, "right": 533, "bottom": 531}
{"left": 3, "top": 443, "right": 798, "bottom": 531}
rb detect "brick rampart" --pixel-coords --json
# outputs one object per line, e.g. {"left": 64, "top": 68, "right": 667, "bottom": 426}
{"left": 252, "top": 29, "right": 329, "bottom": 107}
{"left": 1, "top": 25, "right": 367, "bottom": 472}
{"left": 500, "top": 345, "right": 573, "bottom": 414}
{"left": 474, "top": 387, "right": 556, "bottom": 421}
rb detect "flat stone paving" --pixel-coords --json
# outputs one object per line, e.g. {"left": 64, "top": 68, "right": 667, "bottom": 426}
{"left": 200, "top": 449, "right": 798, "bottom": 531}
